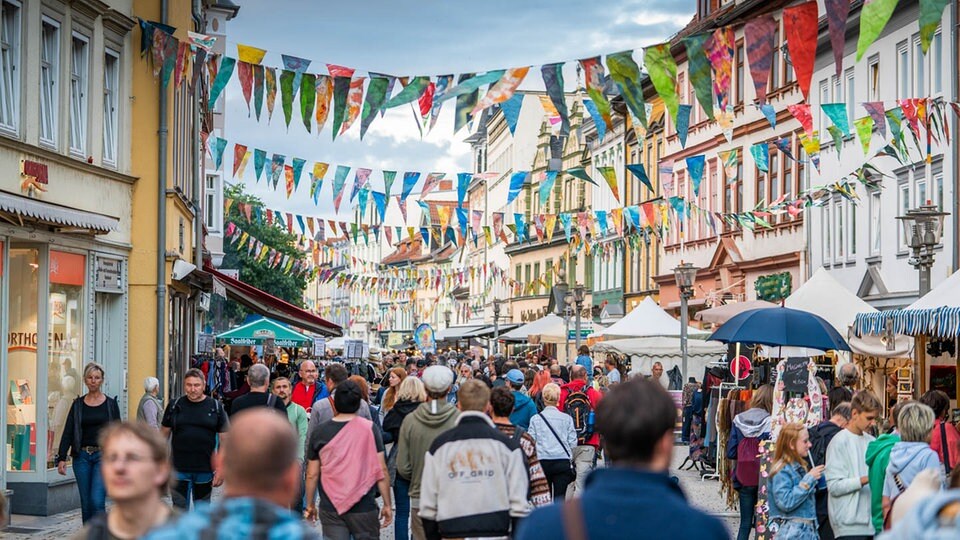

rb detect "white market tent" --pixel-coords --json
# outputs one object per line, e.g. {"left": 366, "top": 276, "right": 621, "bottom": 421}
{"left": 593, "top": 336, "right": 727, "bottom": 378}
{"left": 855, "top": 269, "right": 960, "bottom": 339}
{"left": 906, "top": 268, "right": 960, "bottom": 310}
{"left": 500, "top": 313, "right": 570, "bottom": 342}
{"left": 593, "top": 296, "right": 711, "bottom": 339}
{"left": 787, "top": 267, "right": 911, "bottom": 357}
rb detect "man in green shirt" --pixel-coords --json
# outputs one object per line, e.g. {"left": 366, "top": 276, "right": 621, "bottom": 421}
{"left": 273, "top": 377, "right": 308, "bottom": 513}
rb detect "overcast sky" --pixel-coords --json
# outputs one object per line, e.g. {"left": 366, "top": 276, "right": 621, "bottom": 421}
{"left": 221, "top": 0, "right": 694, "bottom": 223}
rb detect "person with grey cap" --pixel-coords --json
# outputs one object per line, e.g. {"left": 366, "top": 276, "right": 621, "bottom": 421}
{"left": 396, "top": 365, "right": 460, "bottom": 540}
{"left": 137, "top": 377, "right": 163, "bottom": 429}
{"left": 506, "top": 369, "right": 538, "bottom": 430}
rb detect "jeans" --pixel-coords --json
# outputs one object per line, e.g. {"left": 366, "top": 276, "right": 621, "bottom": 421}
{"left": 775, "top": 520, "right": 818, "bottom": 540}
{"left": 293, "top": 461, "right": 305, "bottom": 514}
{"left": 73, "top": 450, "right": 106, "bottom": 523}
{"left": 540, "top": 458, "right": 575, "bottom": 501}
{"left": 394, "top": 475, "right": 411, "bottom": 540}
{"left": 572, "top": 445, "right": 597, "bottom": 496}
{"left": 681, "top": 406, "right": 694, "bottom": 443}
{"left": 172, "top": 471, "right": 214, "bottom": 511}
{"left": 737, "top": 486, "right": 759, "bottom": 540}
{"left": 318, "top": 506, "right": 380, "bottom": 540}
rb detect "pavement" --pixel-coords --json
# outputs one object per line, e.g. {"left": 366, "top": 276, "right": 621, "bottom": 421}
{"left": 3, "top": 446, "right": 736, "bottom": 539}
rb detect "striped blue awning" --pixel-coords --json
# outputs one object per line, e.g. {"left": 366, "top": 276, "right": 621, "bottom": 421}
{"left": 854, "top": 306, "right": 960, "bottom": 339}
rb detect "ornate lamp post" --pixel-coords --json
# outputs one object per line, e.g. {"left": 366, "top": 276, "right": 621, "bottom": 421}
{"left": 897, "top": 202, "right": 949, "bottom": 297}
{"left": 572, "top": 284, "right": 586, "bottom": 350}
{"left": 674, "top": 262, "right": 699, "bottom": 379}
{"left": 492, "top": 299, "right": 502, "bottom": 355}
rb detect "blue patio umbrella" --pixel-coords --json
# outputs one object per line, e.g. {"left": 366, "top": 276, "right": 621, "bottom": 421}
{"left": 707, "top": 307, "right": 851, "bottom": 352}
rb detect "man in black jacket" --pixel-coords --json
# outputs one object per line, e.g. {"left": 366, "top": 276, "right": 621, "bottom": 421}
{"left": 808, "top": 401, "right": 851, "bottom": 540}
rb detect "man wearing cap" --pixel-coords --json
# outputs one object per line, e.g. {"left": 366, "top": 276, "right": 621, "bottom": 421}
{"left": 397, "top": 365, "right": 460, "bottom": 540}
{"left": 506, "top": 369, "right": 538, "bottom": 431}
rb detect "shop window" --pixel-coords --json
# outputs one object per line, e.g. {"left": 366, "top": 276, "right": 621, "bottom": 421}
{"left": 7, "top": 247, "right": 39, "bottom": 471}
{"left": 47, "top": 250, "right": 85, "bottom": 468}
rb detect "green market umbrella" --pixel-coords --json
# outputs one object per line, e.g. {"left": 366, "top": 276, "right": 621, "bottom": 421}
{"left": 217, "top": 318, "right": 312, "bottom": 348}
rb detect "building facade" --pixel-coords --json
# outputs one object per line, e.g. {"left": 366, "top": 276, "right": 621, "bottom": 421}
{"left": 655, "top": 0, "right": 808, "bottom": 314}
{"left": 807, "top": 0, "right": 955, "bottom": 309}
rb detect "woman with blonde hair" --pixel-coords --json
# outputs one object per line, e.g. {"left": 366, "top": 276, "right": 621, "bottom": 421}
{"left": 768, "top": 423, "right": 825, "bottom": 539}
{"left": 528, "top": 382, "right": 577, "bottom": 500}
{"left": 380, "top": 367, "right": 408, "bottom": 414}
{"left": 382, "top": 376, "right": 426, "bottom": 540}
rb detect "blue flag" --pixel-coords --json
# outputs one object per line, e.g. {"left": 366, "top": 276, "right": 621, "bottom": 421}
{"left": 685, "top": 155, "right": 706, "bottom": 197}
{"left": 506, "top": 171, "right": 528, "bottom": 206}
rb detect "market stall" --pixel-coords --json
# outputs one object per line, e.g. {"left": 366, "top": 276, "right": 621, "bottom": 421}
{"left": 592, "top": 336, "right": 726, "bottom": 378}
{"left": 593, "top": 296, "right": 711, "bottom": 339}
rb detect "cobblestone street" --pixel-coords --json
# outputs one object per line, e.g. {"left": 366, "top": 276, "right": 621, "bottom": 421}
{"left": 3, "top": 446, "right": 734, "bottom": 539}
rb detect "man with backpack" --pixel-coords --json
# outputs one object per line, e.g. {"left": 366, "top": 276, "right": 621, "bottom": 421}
{"left": 161, "top": 368, "right": 230, "bottom": 510}
{"left": 726, "top": 384, "right": 773, "bottom": 540}
{"left": 490, "top": 386, "right": 552, "bottom": 508}
{"left": 811, "top": 402, "right": 852, "bottom": 540}
{"left": 558, "top": 365, "right": 603, "bottom": 496}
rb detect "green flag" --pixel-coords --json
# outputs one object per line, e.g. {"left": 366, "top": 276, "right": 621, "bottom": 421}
{"left": 644, "top": 43, "right": 679, "bottom": 123}
{"left": 360, "top": 76, "right": 390, "bottom": 139}
{"left": 300, "top": 73, "right": 316, "bottom": 133}
{"left": 682, "top": 34, "right": 715, "bottom": 120}
{"left": 384, "top": 76, "right": 430, "bottom": 109}
{"left": 208, "top": 57, "right": 236, "bottom": 110}
{"left": 280, "top": 69, "right": 295, "bottom": 128}
{"left": 605, "top": 51, "right": 647, "bottom": 128}
{"left": 857, "top": 0, "right": 899, "bottom": 61}
{"left": 920, "top": 0, "right": 950, "bottom": 53}
{"left": 854, "top": 116, "right": 874, "bottom": 156}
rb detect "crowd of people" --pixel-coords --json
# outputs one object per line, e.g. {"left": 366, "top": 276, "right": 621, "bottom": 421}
{"left": 41, "top": 346, "right": 734, "bottom": 540}
{"left": 727, "top": 363, "right": 960, "bottom": 540}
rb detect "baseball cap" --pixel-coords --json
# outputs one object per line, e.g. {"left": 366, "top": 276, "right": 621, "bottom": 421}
{"left": 506, "top": 369, "right": 525, "bottom": 385}
{"left": 422, "top": 365, "right": 454, "bottom": 393}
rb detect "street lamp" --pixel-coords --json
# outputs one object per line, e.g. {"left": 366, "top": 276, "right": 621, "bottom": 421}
{"left": 563, "top": 292, "right": 573, "bottom": 363}
{"left": 444, "top": 308, "right": 452, "bottom": 329}
{"left": 492, "top": 299, "right": 502, "bottom": 355}
{"left": 897, "top": 202, "right": 949, "bottom": 297}
{"left": 573, "top": 284, "right": 585, "bottom": 350}
{"left": 674, "top": 262, "right": 699, "bottom": 380}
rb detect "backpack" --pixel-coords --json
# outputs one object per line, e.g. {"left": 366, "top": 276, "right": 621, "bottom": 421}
{"left": 734, "top": 436, "right": 762, "bottom": 487}
{"left": 883, "top": 472, "right": 907, "bottom": 530}
{"left": 564, "top": 389, "right": 595, "bottom": 445}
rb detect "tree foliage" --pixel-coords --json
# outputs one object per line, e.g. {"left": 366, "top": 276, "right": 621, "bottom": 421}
{"left": 219, "top": 183, "right": 308, "bottom": 326}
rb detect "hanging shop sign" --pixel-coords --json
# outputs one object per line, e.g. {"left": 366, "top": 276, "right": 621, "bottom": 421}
{"left": 20, "top": 159, "right": 48, "bottom": 198}
{"left": 755, "top": 272, "right": 792, "bottom": 302}
{"left": 313, "top": 337, "right": 326, "bottom": 357}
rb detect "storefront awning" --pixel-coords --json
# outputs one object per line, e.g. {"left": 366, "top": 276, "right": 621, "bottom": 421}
{"left": 436, "top": 325, "right": 485, "bottom": 341}
{"left": 217, "top": 318, "right": 314, "bottom": 347}
{"left": 204, "top": 264, "right": 342, "bottom": 337}
{"left": 463, "top": 323, "right": 521, "bottom": 339}
{"left": 0, "top": 191, "right": 119, "bottom": 233}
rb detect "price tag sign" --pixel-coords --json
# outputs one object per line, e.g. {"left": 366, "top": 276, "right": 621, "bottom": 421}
{"left": 313, "top": 337, "right": 326, "bottom": 357}
{"left": 782, "top": 357, "right": 809, "bottom": 393}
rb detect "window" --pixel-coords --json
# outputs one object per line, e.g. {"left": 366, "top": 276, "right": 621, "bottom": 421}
{"left": 867, "top": 55, "right": 880, "bottom": 102}
{"left": 784, "top": 43, "right": 795, "bottom": 83}
{"left": 869, "top": 190, "right": 881, "bottom": 255}
{"left": 823, "top": 205, "right": 832, "bottom": 264}
{"left": 836, "top": 200, "right": 845, "bottom": 260}
{"left": 532, "top": 262, "right": 540, "bottom": 294}
{"left": 897, "top": 41, "right": 909, "bottom": 100}
{"left": 897, "top": 181, "right": 910, "bottom": 250}
{"left": 103, "top": 50, "right": 119, "bottom": 165}
{"left": 849, "top": 202, "right": 856, "bottom": 257}
{"left": 932, "top": 32, "right": 943, "bottom": 94}
{"left": 845, "top": 69, "right": 855, "bottom": 128}
{"left": 69, "top": 33, "right": 89, "bottom": 155}
{"left": 769, "top": 28, "right": 780, "bottom": 91}
{"left": 818, "top": 80, "right": 829, "bottom": 132}
{"left": 524, "top": 264, "right": 531, "bottom": 293}
{"left": 914, "top": 35, "right": 925, "bottom": 97}
{"left": 40, "top": 19, "right": 59, "bottom": 145}
{"left": 545, "top": 258, "right": 553, "bottom": 286}
{"left": 916, "top": 178, "right": 927, "bottom": 207}
{"left": 735, "top": 42, "right": 744, "bottom": 106}
{"left": 0, "top": 1, "right": 20, "bottom": 133}
{"left": 204, "top": 174, "right": 220, "bottom": 232}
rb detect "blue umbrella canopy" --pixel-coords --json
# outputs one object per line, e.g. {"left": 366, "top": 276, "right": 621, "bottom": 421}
{"left": 707, "top": 307, "right": 850, "bottom": 352}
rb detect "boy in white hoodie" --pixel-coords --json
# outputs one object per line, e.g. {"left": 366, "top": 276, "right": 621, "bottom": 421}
{"left": 826, "top": 390, "right": 881, "bottom": 540}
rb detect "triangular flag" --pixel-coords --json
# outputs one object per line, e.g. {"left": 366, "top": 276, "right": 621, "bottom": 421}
{"left": 626, "top": 164, "right": 653, "bottom": 193}
{"left": 281, "top": 54, "right": 311, "bottom": 97}
{"left": 854, "top": 116, "right": 875, "bottom": 155}
{"left": 360, "top": 75, "right": 390, "bottom": 139}
{"left": 279, "top": 69, "right": 295, "bottom": 128}
{"left": 784, "top": 1, "right": 819, "bottom": 100}
{"left": 863, "top": 102, "right": 887, "bottom": 139}
{"left": 750, "top": 143, "right": 769, "bottom": 173}
{"left": 744, "top": 15, "right": 777, "bottom": 105}
{"left": 291, "top": 157, "right": 305, "bottom": 192}
{"left": 232, "top": 144, "right": 247, "bottom": 178}
{"left": 208, "top": 56, "right": 235, "bottom": 109}
{"left": 351, "top": 168, "right": 372, "bottom": 202}
{"left": 383, "top": 170, "right": 397, "bottom": 199}
{"left": 420, "top": 173, "right": 445, "bottom": 199}
{"left": 541, "top": 63, "right": 570, "bottom": 135}
{"left": 429, "top": 75, "right": 454, "bottom": 132}
{"left": 538, "top": 170, "right": 559, "bottom": 204}
{"left": 706, "top": 27, "right": 735, "bottom": 112}
{"left": 284, "top": 165, "right": 294, "bottom": 198}
{"left": 597, "top": 166, "right": 620, "bottom": 202}
{"left": 822, "top": 103, "right": 851, "bottom": 136}
{"left": 676, "top": 104, "right": 692, "bottom": 148}
{"left": 719, "top": 149, "right": 738, "bottom": 184}
{"left": 330, "top": 75, "right": 353, "bottom": 139}
{"left": 685, "top": 155, "right": 706, "bottom": 197}
{"left": 385, "top": 76, "right": 430, "bottom": 109}
{"left": 237, "top": 61, "right": 254, "bottom": 114}
{"left": 606, "top": 50, "right": 650, "bottom": 127}
{"left": 760, "top": 103, "right": 776, "bottom": 129}
{"left": 315, "top": 75, "right": 334, "bottom": 133}
{"left": 234, "top": 150, "right": 251, "bottom": 179}
{"left": 299, "top": 73, "right": 316, "bottom": 133}
{"left": 506, "top": 172, "right": 528, "bottom": 206}
{"left": 578, "top": 57, "right": 613, "bottom": 130}
{"left": 401, "top": 172, "right": 420, "bottom": 202}
{"left": 681, "top": 36, "right": 715, "bottom": 120}
{"left": 473, "top": 67, "right": 529, "bottom": 115}
{"left": 270, "top": 154, "right": 285, "bottom": 189}
{"left": 332, "top": 165, "right": 350, "bottom": 213}
{"left": 253, "top": 149, "right": 267, "bottom": 181}
{"left": 858, "top": 0, "right": 900, "bottom": 61}
{"left": 825, "top": 0, "right": 851, "bottom": 77}
{"left": 252, "top": 65, "right": 264, "bottom": 120}
{"left": 788, "top": 103, "right": 814, "bottom": 136}
{"left": 644, "top": 43, "right": 679, "bottom": 123}
{"left": 339, "top": 76, "right": 365, "bottom": 135}
{"left": 500, "top": 94, "right": 523, "bottom": 135}
{"left": 920, "top": 0, "right": 951, "bottom": 53}
{"left": 211, "top": 137, "right": 228, "bottom": 170}
{"left": 583, "top": 99, "right": 607, "bottom": 142}
{"left": 567, "top": 167, "right": 597, "bottom": 185}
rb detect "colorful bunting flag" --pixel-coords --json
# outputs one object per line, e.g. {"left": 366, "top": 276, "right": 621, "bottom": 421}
{"left": 383, "top": 170, "right": 397, "bottom": 199}
{"left": 644, "top": 43, "right": 679, "bottom": 123}
{"left": 401, "top": 172, "right": 420, "bottom": 201}
{"left": 751, "top": 143, "right": 769, "bottom": 173}
{"left": 686, "top": 155, "right": 706, "bottom": 197}
{"left": 597, "top": 166, "right": 620, "bottom": 202}
{"left": 788, "top": 103, "right": 814, "bottom": 137}
{"left": 539, "top": 171, "right": 559, "bottom": 205}
{"left": 626, "top": 164, "right": 653, "bottom": 193}
{"left": 280, "top": 70, "right": 295, "bottom": 128}
{"left": 857, "top": 0, "right": 898, "bottom": 60}
{"left": 541, "top": 63, "right": 570, "bottom": 135}
{"left": 210, "top": 137, "right": 227, "bottom": 170}
{"left": 706, "top": 27, "right": 735, "bottom": 111}
{"left": 566, "top": 168, "right": 597, "bottom": 185}
{"left": 457, "top": 172, "right": 471, "bottom": 207}
{"left": 385, "top": 76, "right": 430, "bottom": 109}
{"left": 606, "top": 50, "right": 650, "bottom": 127}
{"left": 330, "top": 76, "right": 352, "bottom": 139}
{"left": 284, "top": 165, "right": 294, "bottom": 198}
{"left": 351, "top": 168, "right": 372, "bottom": 202}
{"left": 682, "top": 35, "right": 714, "bottom": 120}
{"left": 920, "top": 0, "right": 951, "bottom": 53}
{"left": 506, "top": 172, "right": 528, "bottom": 207}
{"left": 825, "top": 0, "right": 851, "bottom": 77}
{"left": 676, "top": 104, "right": 692, "bottom": 148}
{"left": 270, "top": 154, "right": 285, "bottom": 189}
{"left": 339, "top": 76, "right": 365, "bottom": 135}
{"left": 315, "top": 75, "right": 333, "bottom": 133}
{"left": 862, "top": 102, "right": 887, "bottom": 139}
{"left": 579, "top": 57, "right": 613, "bottom": 130}
{"left": 583, "top": 99, "right": 607, "bottom": 142}
{"left": 299, "top": 73, "right": 316, "bottom": 132}
{"left": 420, "top": 173, "right": 445, "bottom": 199}
{"left": 208, "top": 56, "right": 235, "bottom": 109}
{"left": 719, "top": 149, "right": 738, "bottom": 184}
{"left": 473, "top": 67, "right": 529, "bottom": 115}
{"left": 429, "top": 75, "right": 454, "bottom": 132}
{"left": 784, "top": 1, "right": 819, "bottom": 101}
{"left": 253, "top": 65, "right": 265, "bottom": 120}
{"left": 253, "top": 149, "right": 267, "bottom": 181}
{"left": 760, "top": 103, "right": 776, "bottom": 129}
{"left": 265, "top": 68, "right": 278, "bottom": 121}
{"left": 822, "top": 103, "right": 851, "bottom": 136}
{"left": 500, "top": 94, "right": 523, "bottom": 135}
{"left": 854, "top": 116, "right": 875, "bottom": 155}
{"left": 332, "top": 165, "right": 350, "bottom": 213}
{"left": 744, "top": 15, "right": 777, "bottom": 105}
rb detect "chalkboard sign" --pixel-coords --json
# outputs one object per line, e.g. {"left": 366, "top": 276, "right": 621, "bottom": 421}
{"left": 782, "top": 357, "right": 809, "bottom": 393}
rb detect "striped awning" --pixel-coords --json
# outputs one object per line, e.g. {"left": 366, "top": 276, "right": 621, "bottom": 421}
{"left": 854, "top": 307, "right": 960, "bottom": 339}
{"left": 0, "top": 191, "right": 119, "bottom": 233}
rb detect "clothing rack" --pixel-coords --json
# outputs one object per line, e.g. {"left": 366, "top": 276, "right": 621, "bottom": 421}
{"left": 701, "top": 381, "right": 742, "bottom": 482}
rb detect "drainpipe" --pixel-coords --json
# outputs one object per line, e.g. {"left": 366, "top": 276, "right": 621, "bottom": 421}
{"left": 953, "top": 1, "right": 959, "bottom": 272}
{"left": 156, "top": 0, "right": 169, "bottom": 397}
{"left": 193, "top": 0, "right": 203, "bottom": 273}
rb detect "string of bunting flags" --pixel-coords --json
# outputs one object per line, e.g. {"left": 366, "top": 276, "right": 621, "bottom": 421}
{"left": 139, "top": 0, "right": 950, "bottom": 142}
